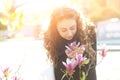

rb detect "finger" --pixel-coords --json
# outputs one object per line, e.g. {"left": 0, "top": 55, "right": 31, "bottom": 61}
{"left": 69, "top": 52, "right": 76, "bottom": 58}
{"left": 65, "top": 49, "right": 71, "bottom": 57}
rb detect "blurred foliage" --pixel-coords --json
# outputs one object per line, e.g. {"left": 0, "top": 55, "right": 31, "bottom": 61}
{"left": 0, "top": 0, "right": 120, "bottom": 31}
{"left": 69, "top": 0, "right": 120, "bottom": 23}
{"left": 0, "top": 0, "right": 24, "bottom": 31}
{"left": 0, "top": 22, "right": 7, "bottom": 30}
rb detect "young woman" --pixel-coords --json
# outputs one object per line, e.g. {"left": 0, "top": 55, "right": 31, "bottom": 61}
{"left": 44, "top": 6, "right": 97, "bottom": 80}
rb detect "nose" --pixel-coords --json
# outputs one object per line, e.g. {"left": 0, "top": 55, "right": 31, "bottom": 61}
{"left": 67, "top": 30, "right": 73, "bottom": 36}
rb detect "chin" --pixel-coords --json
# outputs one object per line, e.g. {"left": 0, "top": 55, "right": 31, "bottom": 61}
{"left": 66, "top": 38, "right": 73, "bottom": 40}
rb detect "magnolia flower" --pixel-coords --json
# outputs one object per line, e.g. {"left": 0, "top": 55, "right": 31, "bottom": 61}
{"left": 99, "top": 44, "right": 108, "bottom": 57}
{"left": 65, "top": 41, "right": 86, "bottom": 59}
{"left": 76, "top": 53, "right": 87, "bottom": 65}
{"left": 62, "top": 41, "right": 108, "bottom": 80}
{"left": 12, "top": 76, "right": 23, "bottom": 80}
{"left": 65, "top": 41, "right": 80, "bottom": 51}
{"left": 97, "top": 44, "right": 108, "bottom": 66}
{"left": 3, "top": 67, "right": 10, "bottom": 78}
{"left": 77, "top": 45, "right": 85, "bottom": 54}
{"left": 99, "top": 48, "right": 107, "bottom": 57}
{"left": 62, "top": 58, "right": 78, "bottom": 74}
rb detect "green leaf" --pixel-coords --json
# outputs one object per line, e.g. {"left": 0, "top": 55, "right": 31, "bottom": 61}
{"left": 80, "top": 71, "right": 86, "bottom": 80}
{"left": 74, "top": 47, "right": 78, "bottom": 50}
{"left": 83, "top": 59, "right": 90, "bottom": 65}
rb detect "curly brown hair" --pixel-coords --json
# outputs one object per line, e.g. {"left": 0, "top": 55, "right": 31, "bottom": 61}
{"left": 43, "top": 6, "right": 96, "bottom": 66}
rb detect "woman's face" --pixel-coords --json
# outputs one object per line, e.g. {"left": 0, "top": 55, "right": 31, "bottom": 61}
{"left": 57, "top": 18, "right": 77, "bottom": 40}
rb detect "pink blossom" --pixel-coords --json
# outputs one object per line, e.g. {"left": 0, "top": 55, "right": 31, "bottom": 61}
{"left": 12, "top": 76, "right": 22, "bottom": 80}
{"left": 99, "top": 48, "right": 107, "bottom": 57}
{"left": 3, "top": 67, "right": 10, "bottom": 78}
{"left": 62, "top": 58, "right": 78, "bottom": 74}
{"left": 99, "top": 44, "right": 108, "bottom": 57}
{"left": 77, "top": 45, "right": 85, "bottom": 54}
{"left": 76, "top": 53, "right": 86, "bottom": 65}
{"left": 66, "top": 41, "right": 80, "bottom": 51}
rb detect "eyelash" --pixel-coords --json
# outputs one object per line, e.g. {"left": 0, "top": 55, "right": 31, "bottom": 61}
{"left": 70, "top": 27, "right": 75, "bottom": 30}
{"left": 61, "top": 27, "right": 75, "bottom": 32}
{"left": 62, "top": 29, "right": 67, "bottom": 32}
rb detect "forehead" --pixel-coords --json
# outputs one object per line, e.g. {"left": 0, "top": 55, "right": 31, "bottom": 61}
{"left": 57, "top": 18, "right": 77, "bottom": 28}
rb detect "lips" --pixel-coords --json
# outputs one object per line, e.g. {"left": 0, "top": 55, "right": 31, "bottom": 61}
{"left": 67, "top": 36, "right": 73, "bottom": 40}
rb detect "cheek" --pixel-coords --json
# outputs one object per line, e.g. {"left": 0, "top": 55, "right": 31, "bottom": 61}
{"left": 58, "top": 31, "right": 68, "bottom": 39}
{"left": 59, "top": 32, "right": 66, "bottom": 38}
{"left": 72, "top": 28, "right": 77, "bottom": 35}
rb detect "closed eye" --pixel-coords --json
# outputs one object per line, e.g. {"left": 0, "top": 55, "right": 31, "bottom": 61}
{"left": 61, "top": 28, "right": 67, "bottom": 32}
{"left": 70, "top": 25, "right": 76, "bottom": 30}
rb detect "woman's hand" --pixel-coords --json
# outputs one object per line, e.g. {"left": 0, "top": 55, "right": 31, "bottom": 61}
{"left": 65, "top": 45, "right": 85, "bottom": 58}
{"left": 65, "top": 49, "right": 76, "bottom": 58}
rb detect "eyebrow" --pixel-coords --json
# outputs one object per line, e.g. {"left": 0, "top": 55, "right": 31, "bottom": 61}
{"left": 61, "top": 24, "right": 76, "bottom": 28}
{"left": 60, "top": 27, "right": 66, "bottom": 30}
{"left": 71, "top": 24, "right": 76, "bottom": 27}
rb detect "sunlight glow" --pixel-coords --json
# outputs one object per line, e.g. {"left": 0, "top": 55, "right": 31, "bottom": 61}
{"left": 1, "top": 0, "right": 78, "bottom": 30}
{"left": 21, "top": 0, "right": 69, "bottom": 30}
{"left": 0, "top": 2, "right": 4, "bottom": 12}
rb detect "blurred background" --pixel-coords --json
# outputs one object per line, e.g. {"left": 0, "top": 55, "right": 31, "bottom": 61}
{"left": 0, "top": 0, "right": 120, "bottom": 80}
